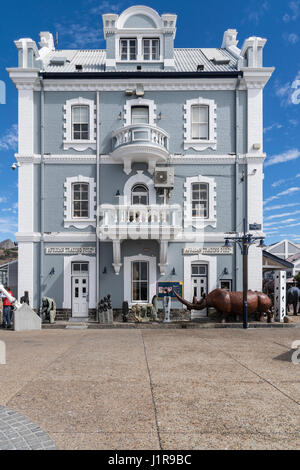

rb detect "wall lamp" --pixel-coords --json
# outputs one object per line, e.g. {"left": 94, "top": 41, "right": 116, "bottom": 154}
{"left": 115, "top": 190, "right": 121, "bottom": 197}
{"left": 103, "top": 267, "right": 107, "bottom": 274}
{"left": 158, "top": 112, "right": 162, "bottom": 120}
{"left": 171, "top": 267, "right": 176, "bottom": 276}
{"left": 223, "top": 267, "right": 229, "bottom": 275}
{"left": 49, "top": 268, "right": 55, "bottom": 277}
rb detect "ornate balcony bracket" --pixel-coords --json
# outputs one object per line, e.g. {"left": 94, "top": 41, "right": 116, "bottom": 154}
{"left": 112, "top": 240, "right": 122, "bottom": 275}
{"left": 158, "top": 240, "right": 169, "bottom": 275}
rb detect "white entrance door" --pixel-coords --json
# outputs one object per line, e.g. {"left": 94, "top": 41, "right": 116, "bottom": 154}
{"left": 191, "top": 264, "right": 208, "bottom": 318}
{"left": 72, "top": 262, "right": 89, "bottom": 318}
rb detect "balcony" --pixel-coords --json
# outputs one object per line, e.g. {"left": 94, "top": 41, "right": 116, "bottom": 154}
{"left": 111, "top": 124, "right": 170, "bottom": 174}
{"left": 98, "top": 204, "right": 182, "bottom": 241}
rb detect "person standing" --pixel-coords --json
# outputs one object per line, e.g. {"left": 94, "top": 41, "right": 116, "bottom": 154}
{"left": 2, "top": 286, "right": 13, "bottom": 329}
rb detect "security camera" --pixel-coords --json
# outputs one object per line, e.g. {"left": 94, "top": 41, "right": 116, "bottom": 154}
{"left": 11, "top": 162, "right": 20, "bottom": 171}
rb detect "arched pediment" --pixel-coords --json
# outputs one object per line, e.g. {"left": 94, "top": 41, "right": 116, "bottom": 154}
{"left": 117, "top": 6, "right": 162, "bottom": 29}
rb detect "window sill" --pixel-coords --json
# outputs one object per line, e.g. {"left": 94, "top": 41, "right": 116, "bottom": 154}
{"left": 64, "top": 219, "right": 96, "bottom": 229}
{"left": 184, "top": 140, "right": 217, "bottom": 151}
{"left": 63, "top": 141, "right": 96, "bottom": 152}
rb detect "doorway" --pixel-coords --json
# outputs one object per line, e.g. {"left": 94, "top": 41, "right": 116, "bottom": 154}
{"left": 71, "top": 262, "right": 89, "bottom": 318}
{"left": 191, "top": 264, "right": 208, "bottom": 318}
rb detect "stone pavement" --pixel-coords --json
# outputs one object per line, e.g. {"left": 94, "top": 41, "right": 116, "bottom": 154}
{"left": 0, "top": 328, "right": 299, "bottom": 450}
{"left": 0, "top": 406, "right": 57, "bottom": 450}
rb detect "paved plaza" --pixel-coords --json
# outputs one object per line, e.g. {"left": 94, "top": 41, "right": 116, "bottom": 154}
{"left": 0, "top": 328, "right": 299, "bottom": 450}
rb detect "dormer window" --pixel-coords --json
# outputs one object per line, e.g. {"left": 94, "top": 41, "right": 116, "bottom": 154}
{"left": 120, "top": 39, "right": 137, "bottom": 60}
{"left": 143, "top": 39, "right": 160, "bottom": 60}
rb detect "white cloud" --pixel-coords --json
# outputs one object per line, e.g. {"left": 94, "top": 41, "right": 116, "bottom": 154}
{"left": 264, "top": 148, "right": 300, "bottom": 167}
{"left": 283, "top": 32, "right": 299, "bottom": 44}
{"left": 275, "top": 70, "right": 300, "bottom": 107}
{"left": 283, "top": 1, "right": 300, "bottom": 21}
{"left": 264, "top": 218, "right": 297, "bottom": 227}
{"left": 0, "top": 216, "right": 18, "bottom": 237}
{"left": 55, "top": 1, "right": 122, "bottom": 49}
{"left": 245, "top": 1, "right": 269, "bottom": 24}
{"left": 264, "top": 187, "right": 300, "bottom": 205}
{"left": 272, "top": 174, "right": 300, "bottom": 188}
{"left": 264, "top": 202, "right": 300, "bottom": 211}
{"left": 263, "top": 123, "right": 283, "bottom": 134}
{"left": 0, "top": 124, "right": 18, "bottom": 151}
{"left": 265, "top": 210, "right": 300, "bottom": 221}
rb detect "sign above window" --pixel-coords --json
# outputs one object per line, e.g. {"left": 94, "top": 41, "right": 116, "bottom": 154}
{"left": 183, "top": 247, "right": 233, "bottom": 255}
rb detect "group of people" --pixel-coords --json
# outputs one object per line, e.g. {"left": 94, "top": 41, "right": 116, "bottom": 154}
{"left": 0, "top": 287, "right": 13, "bottom": 329}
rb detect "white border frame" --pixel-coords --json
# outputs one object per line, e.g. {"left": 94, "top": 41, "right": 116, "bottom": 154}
{"left": 64, "top": 175, "right": 96, "bottom": 229}
{"left": 184, "top": 175, "right": 217, "bottom": 229}
{"left": 124, "top": 98, "right": 157, "bottom": 126}
{"left": 183, "top": 251, "right": 217, "bottom": 305}
{"left": 123, "top": 171, "right": 156, "bottom": 205}
{"left": 184, "top": 97, "right": 217, "bottom": 151}
{"left": 124, "top": 253, "right": 156, "bottom": 306}
{"left": 63, "top": 97, "right": 96, "bottom": 151}
{"left": 63, "top": 254, "right": 96, "bottom": 310}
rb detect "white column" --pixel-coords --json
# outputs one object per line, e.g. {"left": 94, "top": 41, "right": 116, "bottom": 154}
{"left": 248, "top": 245, "right": 262, "bottom": 292}
{"left": 247, "top": 162, "right": 263, "bottom": 228}
{"left": 247, "top": 88, "right": 263, "bottom": 153}
{"left": 18, "top": 242, "right": 34, "bottom": 306}
{"left": 18, "top": 163, "right": 34, "bottom": 233}
{"left": 18, "top": 89, "right": 34, "bottom": 154}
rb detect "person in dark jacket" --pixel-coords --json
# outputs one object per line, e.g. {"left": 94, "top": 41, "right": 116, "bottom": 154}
{"left": 2, "top": 286, "right": 13, "bottom": 329}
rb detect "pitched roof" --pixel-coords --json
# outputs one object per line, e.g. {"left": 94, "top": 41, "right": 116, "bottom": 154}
{"left": 287, "top": 252, "right": 300, "bottom": 264}
{"left": 43, "top": 48, "right": 238, "bottom": 73}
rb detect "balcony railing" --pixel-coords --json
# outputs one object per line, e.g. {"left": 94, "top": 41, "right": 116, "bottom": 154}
{"left": 98, "top": 204, "right": 182, "bottom": 240}
{"left": 112, "top": 124, "right": 170, "bottom": 152}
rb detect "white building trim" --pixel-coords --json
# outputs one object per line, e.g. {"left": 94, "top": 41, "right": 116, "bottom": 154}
{"left": 124, "top": 253, "right": 156, "bottom": 306}
{"left": 18, "top": 242, "right": 34, "bottom": 307}
{"left": 184, "top": 175, "right": 217, "bottom": 229}
{"left": 19, "top": 163, "right": 34, "bottom": 233}
{"left": 184, "top": 97, "right": 217, "bottom": 151}
{"left": 63, "top": 254, "right": 96, "bottom": 310}
{"left": 123, "top": 98, "right": 157, "bottom": 126}
{"left": 116, "top": 6, "right": 163, "bottom": 29}
{"left": 64, "top": 175, "right": 96, "bottom": 229}
{"left": 123, "top": 171, "right": 156, "bottom": 205}
{"left": 247, "top": 88, "right": 263, "bottom": 154}
{"left": 63, "top": 97, "right": 96, "bottom": 151}
{"left": 183, "top": 250, "right": 217, "bottom": 304}
{"left": 18, "top": 89, "right": 34, "bottom": 154}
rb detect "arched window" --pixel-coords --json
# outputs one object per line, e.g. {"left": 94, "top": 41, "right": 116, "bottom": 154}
{"left": 131, "top": 184, "right": 149, "bottom": 205}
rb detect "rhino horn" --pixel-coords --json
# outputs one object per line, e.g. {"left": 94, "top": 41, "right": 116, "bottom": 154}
{"left": 173, "top": 289, "right": 205, "bottom": 311}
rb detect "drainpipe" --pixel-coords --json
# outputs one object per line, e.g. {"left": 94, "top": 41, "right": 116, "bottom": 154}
{"left": 39, "top": 78, "right": 45, "bottom": 310}
{"left": 234, "top": 77, "right": 241, "bottom": 291}
{"left": 96, "top": 92, "right": 100, "bottom": 316}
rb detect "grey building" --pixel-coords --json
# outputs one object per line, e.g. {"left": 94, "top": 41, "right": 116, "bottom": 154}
{"left": 7, "top": 6, "right": 274, "bottom": 318}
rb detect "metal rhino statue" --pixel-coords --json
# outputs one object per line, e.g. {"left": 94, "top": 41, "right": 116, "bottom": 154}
{"left": 287, "top": 287, "right": 300, "bottom": 316}
{"left": 173, "top": 288, "right": 273, "bottom": 323}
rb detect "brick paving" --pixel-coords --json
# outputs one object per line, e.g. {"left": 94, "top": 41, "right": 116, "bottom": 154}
{"left": 0, "top": 406, "right": 57, "bottom": 450}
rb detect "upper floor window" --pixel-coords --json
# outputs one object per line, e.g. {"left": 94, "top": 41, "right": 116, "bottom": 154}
{"left": 191, "top": 105, "right": 209, "bottom": 140}
{"left": 184, "top": 98, "right": 217, "bottom": 151}
{"left": 64, "top": 175, "right": 96, "bottom": 229}
{"left": 191, "top": 182, "right": 209, "bottom": 218}
{"left": 131, "top": 106, "right": 149, "bottom": 124}
{"left": 143, "top": 39, "right": 160, "bottom": 60}
{"left": 72, "top": 106, "right": 89, "bottom": 141}
{"left": 63, "top": 97, "right": 96, "bottom": 151}
{"left": 120, "top": 39, "right": 137, "bottom": 60}
{"left": 72, "top": 183, "right": 89, "bottom": 218}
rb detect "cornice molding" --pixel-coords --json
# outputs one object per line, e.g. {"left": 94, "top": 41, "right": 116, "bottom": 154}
{"left": 42, "top": 78, "right": 240, "bottom": 92}
{"left": 7, "top": 68, "right": 41, "bottom": 90}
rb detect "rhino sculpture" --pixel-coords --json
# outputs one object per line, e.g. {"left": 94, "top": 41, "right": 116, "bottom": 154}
{"left": 287, "top": 287, "right": 300, "bottom": 316}
{"left": 173, "top": 288, "right": 273, "bottom": 323}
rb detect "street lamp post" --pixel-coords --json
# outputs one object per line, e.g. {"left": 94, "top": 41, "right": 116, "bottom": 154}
{"left": 225, "top": 218, "right": 266, "bottom": 329}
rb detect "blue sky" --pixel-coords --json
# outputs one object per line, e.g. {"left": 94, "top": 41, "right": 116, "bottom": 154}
{"left": 0, "top": 0, "right": 299, "bottom": 244}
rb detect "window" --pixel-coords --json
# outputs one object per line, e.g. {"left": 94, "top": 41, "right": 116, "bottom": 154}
{"left": 72, "top": 106, "right": 89, "bottom": 140}
{"left": 191, "top": 105, "right": 209, "bottom": 140}
{"left": 131, "top": 106, "right": 149, "bottom": 124}
{"left": 184, "top": 175, "right": 216, "bottom": 229}
{"left": 192, "top": 265, "right": 207, "bottom": 276}
{"left": 63, "top": 97, "right": 96, "bottom": 151}
{"left": 220, "top": 280, "right": 232, "bottom": 291}
{"left": 132, "top": 261, "right": 149, "bottom": 302}
{"left": 120, "top": 39, "right": 137, "bottom": 60}
{"left": 191, "top": 183, "right": 209, "bottom": 218}
{"left": 184, "top": 98, "right": 217, "bottom": 151}
{"left": 72, "top": 262, "right": 89, "bottom": 274}
{"left": 143, "top": 39, "right": 160, "bottom": 60}
{"left": 72, "top": 183, "right": 89, "bottom": 218}
{"left": 131, "top": 184, "right": 149, "bottom": 205}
